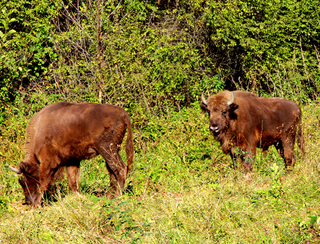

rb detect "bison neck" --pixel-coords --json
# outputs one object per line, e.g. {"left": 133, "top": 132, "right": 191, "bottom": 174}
{"left": 215, "top": 130, "right": 233, "bottom": 154}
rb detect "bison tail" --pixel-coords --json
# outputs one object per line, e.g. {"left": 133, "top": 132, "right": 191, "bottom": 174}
{"left": 125, "top": 116, "right": 134, "bottom": 174}
{"left": 297, "top": 116, "right": 305, "bottom": 157}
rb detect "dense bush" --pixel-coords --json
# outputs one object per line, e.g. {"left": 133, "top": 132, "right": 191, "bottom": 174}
{"left": 203, "top": 0, "right": 320, "bottom": 101}
{"left": 1, "top": 0, "right": 320, "bottom": 121}
{"left": 51, "top": 0, "right": 215, "bottom": 117}
{"left": 0, "top": 0, "right": 57, "bottom": 103}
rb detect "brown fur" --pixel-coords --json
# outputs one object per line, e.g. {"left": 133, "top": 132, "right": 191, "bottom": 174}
{"left": 11, "top": 102, "right": 134, "bottom": 206}
{"left": 201, "top": 91, "right": 304, "bottom": 172}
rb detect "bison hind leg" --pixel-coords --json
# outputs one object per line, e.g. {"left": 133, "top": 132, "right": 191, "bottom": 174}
{"left": 105, "top": 163, "right": 122, "bottom": 198}
{"left": 95, "top": 142, "right": 128, "bottom": 199}
{"left": 283, "top": 146, "right": 296, "bottom": 169}
{"left": 275, "top": 139, "right": 296, "bottom": 170}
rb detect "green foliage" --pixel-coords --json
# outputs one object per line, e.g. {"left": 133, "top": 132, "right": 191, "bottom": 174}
{"left": 48, "top": 0, "right": 219, "bottom": 123}
{"left": 1, "top": 0, "right": 320, "bottom": 118}
{"left": 203, "top": 0, "right": 320, "bottom": 100}
{"left": 0, "top": 0, "right": 58, "bottom": 106}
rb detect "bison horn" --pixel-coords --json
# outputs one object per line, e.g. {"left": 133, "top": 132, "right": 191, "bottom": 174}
{"left": 201, "top": 93, "right": 208, "bottom": 105}
{"left": 227, "top": 92, "right": 234, "bottom": 106}
{"left": 9, "top": 165, "right": 22, "bottom": 174}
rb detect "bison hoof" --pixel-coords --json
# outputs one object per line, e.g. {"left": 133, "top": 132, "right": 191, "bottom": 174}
{"left": 243, "top": 161, "right": 253, "bottom": 172}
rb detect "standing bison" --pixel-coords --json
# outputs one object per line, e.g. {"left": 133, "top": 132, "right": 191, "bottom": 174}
{"left": 201, "top": 90, "right": 304, "bottom": 171}
{"left": 9, "top": 102, "right": 133, "bottom": 206}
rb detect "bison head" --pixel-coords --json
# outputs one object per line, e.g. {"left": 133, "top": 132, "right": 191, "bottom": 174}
{"left": 200, "top": 91, "right": 239, "bottom": 137}
{"left": 9, "top": 162, "right": 41, "bottom": 205}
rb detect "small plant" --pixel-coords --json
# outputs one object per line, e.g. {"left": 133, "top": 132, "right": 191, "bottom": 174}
{"left": 269, "top": 162, "right": 284, "bottom": 198}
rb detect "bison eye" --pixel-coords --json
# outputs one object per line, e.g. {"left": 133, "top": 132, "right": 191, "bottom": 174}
{"left": 221, "top": 110, "right": 227, "bottom": 115}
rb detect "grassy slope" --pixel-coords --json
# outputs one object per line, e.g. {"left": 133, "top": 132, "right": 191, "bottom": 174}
{"left": 0, "top": 103, "right": 319, "bottom": 243}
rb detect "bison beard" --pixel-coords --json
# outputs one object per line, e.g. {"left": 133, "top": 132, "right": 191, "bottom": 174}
{"left": 201, "top": 90, "right": 304, "bottom": 172}
{"left": 9, "top": 102, "right": 134, "bottom": 206}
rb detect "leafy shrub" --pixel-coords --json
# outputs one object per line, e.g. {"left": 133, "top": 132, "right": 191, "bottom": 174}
{"left": 203, "top": 0, "right": 320, "bottom": 101}
{"left": 0, "top": 0, "right": 58, "bottom": 103}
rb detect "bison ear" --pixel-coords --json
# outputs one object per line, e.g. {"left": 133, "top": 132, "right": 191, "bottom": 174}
{"left": 18, "top": 161, "right": 30, "bottom": 174}
{"left": 229, "top": 103, "right": 239, "bottom": 111}
{"left": 228, "top": 103, "right": 239, "bottom": 119}
{"left": 200, "top": 103, "right": 209, "bottom": 113}
{"left": 18, "top": 162, "right": 26, "bottom": 173}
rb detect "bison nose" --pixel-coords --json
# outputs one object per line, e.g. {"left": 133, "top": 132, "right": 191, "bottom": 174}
{"left": 210, "top": 125, "right": 220, "bottom": 133}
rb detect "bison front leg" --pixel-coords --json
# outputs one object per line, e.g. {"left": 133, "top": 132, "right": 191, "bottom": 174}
{"left": 38, "top": 166, "right": 58, "bottom": 206}
{"left": 236, "top": 146, "right": 256, "bottom": 173}
{"left": 229, "top": 152, "right": 238, "bottom": 169}
{"left": 230, "top": 136, "right": 257, "bottom": 172}
{"left": 36, "top": 150, "right": 62, "bottom": 206}
{"left": 67, "top": 164, "right": 80, "bottom": 192}
{"left": 242, "top": 157, "right": 254, "bottom": 172}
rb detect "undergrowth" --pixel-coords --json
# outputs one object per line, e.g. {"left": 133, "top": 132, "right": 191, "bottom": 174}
{"left": 0, "top": 102, "right": 319, "bottom": 243}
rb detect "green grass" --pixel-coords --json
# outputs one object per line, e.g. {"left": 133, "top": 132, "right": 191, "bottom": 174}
{"left": 0, "top": 103, "right": 319, "bottom": 243}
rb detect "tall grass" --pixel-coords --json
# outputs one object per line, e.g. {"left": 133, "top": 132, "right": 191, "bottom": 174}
{"left": 0, "top": 102, "right": 319, "bottom": 243}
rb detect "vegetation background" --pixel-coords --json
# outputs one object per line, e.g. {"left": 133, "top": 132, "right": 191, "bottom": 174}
{"left": 0, "top": 0, "right": 319, "bottom": 242}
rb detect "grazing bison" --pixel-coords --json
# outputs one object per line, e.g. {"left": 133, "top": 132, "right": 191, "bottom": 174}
{"left": 201, "top": 90, "right": 304, "bottom": 171}
{"left": 9, "top": 102, "right": 133, "bottom": 206}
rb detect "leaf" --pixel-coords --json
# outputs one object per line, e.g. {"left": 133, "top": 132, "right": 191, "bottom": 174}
{"left": 8, "top": 18, "right": 17, "bottom": 23}
{"left": 7, "top": 29, "right": 16, "bottom": 35}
